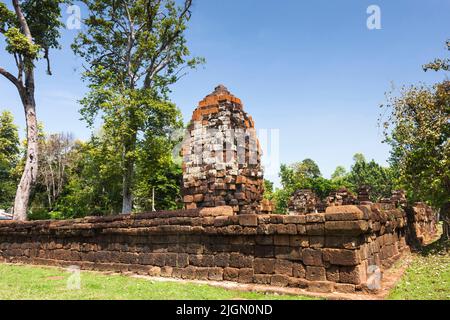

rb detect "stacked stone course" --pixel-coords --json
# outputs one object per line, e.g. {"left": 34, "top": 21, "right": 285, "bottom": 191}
{"left": 406, "top": 202, "right": 438, "bottom": 245}
{"left": 0, "top": 203, "right": 428, "bottom": 294}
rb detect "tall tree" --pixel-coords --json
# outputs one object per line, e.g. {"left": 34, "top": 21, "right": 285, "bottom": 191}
{"left": 73, "top": 0, "right": 202, "bottom": 213}
{"left": 347, "top": 153, "right": 394, "bottom": 201}
{"left": 0, "top": 110, "right": 20, "bottom": 209}
{"left": 0, "top": 0, "right": 66, "bottom": 220}
{"left": 382, "top": 42, "right": 449, "bottom": 238}
{"left": 37, "top": 132, "right": 75, "bottom": 210}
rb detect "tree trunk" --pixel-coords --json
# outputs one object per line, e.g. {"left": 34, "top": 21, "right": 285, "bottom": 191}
{"left": 441, "top": 202, "right": 450, "bottom": 240}
{"left": 121, "top": 156, "right": 134, "bottom": 214}
{"left": 121, "top": 132, "right": 137, "bottom": 214}
{"left": 13, "top": 91, "right": 38, "bottom": 221}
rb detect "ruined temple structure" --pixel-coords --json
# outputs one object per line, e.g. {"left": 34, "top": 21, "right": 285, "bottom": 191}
{"left": 182, "top": 85, "right": 264, "bottom": 214}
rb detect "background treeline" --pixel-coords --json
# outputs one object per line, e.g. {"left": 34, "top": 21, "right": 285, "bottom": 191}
{"left": 0, "top": 114, "right": 183, "bottom": 219}
{"left": 263, "top": 154, "right": 396, "bottom": 214}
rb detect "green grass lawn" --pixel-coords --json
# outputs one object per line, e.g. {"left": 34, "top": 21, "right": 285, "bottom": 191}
{"left": 0, "top": 264, "right": 314, "bottom": 300}
{"left": 388, "top": 239, "right": 450, "bottom": 300}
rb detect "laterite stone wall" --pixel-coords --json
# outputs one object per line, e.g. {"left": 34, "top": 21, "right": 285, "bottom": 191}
{"left": 0, "top": 205, "right": 413, "bottom": 294}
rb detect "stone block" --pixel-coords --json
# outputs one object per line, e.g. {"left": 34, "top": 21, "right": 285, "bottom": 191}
{"left": 223, "top": 267, "right": 239, "bottom": 281}
{"left": 292, "top": 263, "right": 306, "bottom": 278}
{"left": 306, "top": 266, "right": 326, "bottom": 281}
{"left": 325, "top": 205, "right": 368, "bottom": 220}
{"left": 253, "top": 274, "right": 272, "bottom": 285}
{"left": 334, "top": 283, "right": 356, "bottom": 293}
{"left": 322, "top": 249, "right": 360, "bottom": 266}
{"left": 238, "top": 214, "right": 258, "bottom": 227}
{"left": 229, "top": 253, "right": 252, "bottom": 268}
{"left": 324, "top": 220, "right": 369, "bottom": 235}
{"left": 208, "top": 267, "right": 224, "bottom": 281}
{"left": 308, "top": 281, "right": 334, "bottom": 293}
{"left": 199, "top": 206, "right": 234, "bottom": 217}
{"left": 339, "top": 266, "right": 364, "bottom": 285}
{"left": 271, "top": 274, "right": 290, "bottom": 287}
{"left": 253, "top": 258, "right": 275, "bottom": 274}
{"left": 238, "top": 268, "right": 254, "bottom": 283}
{"left": 302, "top": 248, "right": 323, "bottom": 266}
{"left": 274, "top": 260, "right": 293, "bottom": 276}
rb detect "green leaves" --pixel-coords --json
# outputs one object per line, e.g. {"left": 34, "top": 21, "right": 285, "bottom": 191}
{"left": 381, "top": 42, "right": 450, "bottom": 213}
{"left": 0, "top": 3, "right": 16, "bottom": 32}
{"left": 0, "top": 111, "right": 20, "bottom": 209}
{"left": 4, "top": 27, "right": 40, "bottom": 58}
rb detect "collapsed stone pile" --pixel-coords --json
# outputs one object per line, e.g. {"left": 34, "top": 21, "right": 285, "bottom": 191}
{"left": 288, "top": 189, "right": 321, "bottom": 214}
{"left": 326, "top": 188, "right": 357, "bottom": 207}
{"left": 390, "top": 190, "right": 407, "bottom": 208}
{"left": 182, "top": 85, "right": 264, "bottom": 214}
{"left": 407, "top": 202, "right": 438, "bottom": 245}
{"left": 357, "top": 186, "right": 371, "bottom": 204}
{"left": 260, "top": 199, "right": 275, "bottom": 214}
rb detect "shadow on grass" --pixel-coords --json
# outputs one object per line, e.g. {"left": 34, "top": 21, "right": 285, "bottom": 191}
{"left": 418, "top": 238, "right": 450, "bottom": 257}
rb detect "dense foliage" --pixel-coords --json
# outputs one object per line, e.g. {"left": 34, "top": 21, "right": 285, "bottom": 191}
{"left": 268, "top": 155, "right": 395, "bottom": 214}
{"left": 381, "top": 41, "right": 450, "bottom": 238}
{"left": 0, "top": 111, "right": 20, "bottom": 209}
{"left": 72, "top": 0, "right": 202, "bottom": 213}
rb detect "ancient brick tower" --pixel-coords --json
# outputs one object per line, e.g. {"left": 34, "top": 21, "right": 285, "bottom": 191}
{"left": 182, "top": 85, "right": 264, "bottom": 214}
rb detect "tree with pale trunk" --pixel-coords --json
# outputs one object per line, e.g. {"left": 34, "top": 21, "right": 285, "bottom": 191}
{"left": 381, "top": 41, "right": 450, "bottom": 239}
{"left": 38, "top": 132, "right": 75, "bottom": 210}
{"left": 0, "top": 0, "right": 67, "bottom": 220}
{"left": 72, "top": 0, "right": 203, "bottom": 214}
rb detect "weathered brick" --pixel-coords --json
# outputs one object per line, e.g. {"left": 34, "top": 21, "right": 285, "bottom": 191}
{"left": 306, "top": 213, "right": 325, "bottom": 223}
{"left": 238, "top": 214, "right": 258, "bottom": 227}
{"left": 308, "top": 281, "right": 334, "bottom": 293}
{"left": 309, "top": 236, "right": 325, "bottom": 248}
{"left": 214, "top": 253, "right": 230, "bottom": 267}
{"left": 322, "top": 249, "right": 360, "bottom": 266}
{"left": 229, "top": 253, "right": 252, "bottom": 268}
{"left": 326, "top": 265, "right": 340, "bottom": 282}
{"left": 290, "top": 235, "right": 309, "bottom": 247}
{"left": 271, "top": 274, "right": 290, "bottom": 287}
{"left": 325, "top": 205, "right": 368, "bottom": 221}
{"left": 254, "top": 258, "right": 275, "bottom": 274}
{"left": 238, "top": 268, "right": 254, "bottom": 283}
{"left": 306, "top": 223, "right": 324, "bottom": 235}
{"left": 302, "top": 248, "right": 323, "bottom": 266}
{"left": 208, "top": 267, "right": 223, "bottom": 281}
{"left": 274, "top": 260, "right": 293, "bottom": 276}
{"left": 223, "top": 267, "right": 239, "bottom": 281}
{"left": 334, "top": 283, "right": 356, "bottom": 293}
{"left": 306, "top": 266, "right": 326, "bottom": 281}
{"left": 283, "top": 215, "right": 306, "bottom": 224}
{"left": 253, "top": 274, "right": 272, "bottom": 285}
{"left": 324, "top": 221, "right": 369, "bottom": 235}
{"left": 292, "top": 263, "right": 306, "bottom": 278}
{"left": 339, "top": 266, "right": 365, "bottom": 285}
{"left": 273, "top": 235, "right": 290, "bottom": 246}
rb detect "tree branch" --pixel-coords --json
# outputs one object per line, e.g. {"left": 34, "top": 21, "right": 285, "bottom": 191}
{"left": 12, "top": 0, "right": 32, "bottom": 41}
{"left": 0, "top": 66, "right": 24, "bottom": 92}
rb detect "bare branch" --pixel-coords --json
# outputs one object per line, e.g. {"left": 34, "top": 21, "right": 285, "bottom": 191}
{"left": 0, "top": 66, "right": 24, "bottom": 92}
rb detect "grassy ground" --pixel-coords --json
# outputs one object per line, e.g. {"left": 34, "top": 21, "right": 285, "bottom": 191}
{"left": 388, "top": 239, "right": 450, "bottom": 300}
{"left": 0, "top": 264, "right": 315, "bottom": 300}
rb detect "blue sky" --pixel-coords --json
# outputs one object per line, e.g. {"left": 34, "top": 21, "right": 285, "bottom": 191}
{"left": 1, "top": 0, "right": 449, "bottom": 186}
